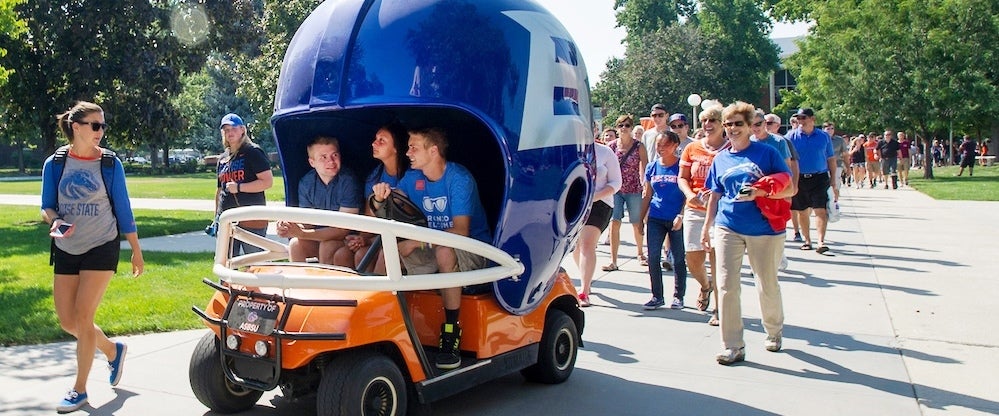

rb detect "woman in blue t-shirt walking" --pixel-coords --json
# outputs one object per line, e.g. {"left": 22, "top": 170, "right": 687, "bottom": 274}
{"left": 639, "top": 131, "right": 687, "bottom": 310}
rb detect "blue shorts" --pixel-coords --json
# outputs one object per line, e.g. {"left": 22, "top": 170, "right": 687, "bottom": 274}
{"left": 612, "top": 192, "right": 642, "bottom": 222}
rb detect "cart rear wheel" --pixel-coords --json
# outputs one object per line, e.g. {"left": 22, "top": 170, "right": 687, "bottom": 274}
{"left": 317, "top": 351, "right": 407, "bottom": 416}
{"left": 521, "top": 309, "right": 578, "bottom": 384}
{"left": 189, "top": 331, "right": 263, "bottom": 413}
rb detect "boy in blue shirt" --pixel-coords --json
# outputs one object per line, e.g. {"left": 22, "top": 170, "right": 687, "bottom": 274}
{"left": 371, "top": 127, "right": 491, "bottom": 370}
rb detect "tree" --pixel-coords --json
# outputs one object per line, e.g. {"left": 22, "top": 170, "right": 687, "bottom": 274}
{"left": 783, "top": 0, "right": 999, "bottom": 179}
{"left": 0, "top": 0, "right": 24, "bottom": 87}
{"left": 613, "top": 0, "right": 693, "bottom": 45}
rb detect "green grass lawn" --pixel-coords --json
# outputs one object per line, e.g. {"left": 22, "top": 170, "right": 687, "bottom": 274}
{"left": 0, "top": 173, "right": 286, "bottom": 202}
{"left": 0, "top": 206, "right": 216, "bottom": 346}
{"left": 907, "top": 164, "right": 999, "bottom": 201}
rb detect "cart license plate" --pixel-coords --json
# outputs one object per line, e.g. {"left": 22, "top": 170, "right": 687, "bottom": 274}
{"left": 228, "top": 299, "right": 279, "bottom": 335}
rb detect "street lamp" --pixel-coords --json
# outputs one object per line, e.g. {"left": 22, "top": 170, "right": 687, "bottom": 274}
{"left": 687, "top": 94, "right": 702, "bottom": 131}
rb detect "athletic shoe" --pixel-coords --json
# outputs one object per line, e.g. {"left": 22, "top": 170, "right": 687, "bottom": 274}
{"left": 108, "top": 342, "right": 127, "bottom": 386}
{"left": 670, "top": 297, "right": 683, "bottom": 310}
{"left": 56, "top": 390, "right": 88, "bottom": 413}
{"left": 792, "top": 232, "right": 802, "bottom": 242}
{"left": 642, "top": 298, "right": 665, "bottom": 310}
{"left": 716, "top": 347, "right": 745, "bottom": 365}
{"left": 779, "top": 255, "right": 789, "bottom": 272}
{"left": 765, "top": 334, "right": 783, "bottom": 352}
{"left": 435, "top": 323, "right": 461, "bottom": 370}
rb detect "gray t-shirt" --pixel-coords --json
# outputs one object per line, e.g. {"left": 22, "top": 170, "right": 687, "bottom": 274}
{"left": 55, "top": 157, "right": 119, "bottom": 254}
{"left": 831, "top": 135, "right": 847, "bottom": 168}
{"left": 643, "top": 127, "right": 693, "bottom": 159}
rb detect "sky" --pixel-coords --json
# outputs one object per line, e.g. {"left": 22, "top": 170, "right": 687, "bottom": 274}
{"left": 531, "top": 0, "right": 811, "bottom": 84}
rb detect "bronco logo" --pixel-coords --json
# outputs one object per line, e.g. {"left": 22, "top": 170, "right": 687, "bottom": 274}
{"left": 60, "top": 170, "right": 101, "bottom": 200}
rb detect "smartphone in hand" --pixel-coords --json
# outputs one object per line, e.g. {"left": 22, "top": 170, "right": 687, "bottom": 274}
{"left": 50, "top": 222, "right": 74, "bottom": 238}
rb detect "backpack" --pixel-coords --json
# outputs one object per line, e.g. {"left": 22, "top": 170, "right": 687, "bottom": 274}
{"left": 51, "top": 144, "right": 118, "bottom": 208}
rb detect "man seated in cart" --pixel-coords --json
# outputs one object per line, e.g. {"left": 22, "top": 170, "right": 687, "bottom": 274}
{"left": 276, "top": 136, "right": 363, "bottom": 264}
{"left": 370, "top": 127, "right": 491, "bottom": 370}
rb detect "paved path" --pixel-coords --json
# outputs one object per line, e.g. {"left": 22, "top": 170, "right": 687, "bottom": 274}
{"left": 0, "top": 186, "right": 997, "bottom": 415}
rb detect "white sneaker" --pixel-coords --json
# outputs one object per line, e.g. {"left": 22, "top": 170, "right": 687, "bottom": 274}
{"left": 670, "top": 297, "right": 683, "bottom": 309}
{"left": 779, "top": 255, "right": 789, "bottom": 272}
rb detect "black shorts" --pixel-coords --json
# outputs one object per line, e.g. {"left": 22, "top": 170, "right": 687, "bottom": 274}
{"left": 584, "top": 201, "right": 613, "bottom": 232}
{"left": 51, "top": 238, "right": 121, "bottom": 275}
{"left": 791, "top": 173, "right": 830, "bottom": 211}
{"left": 960, "top": 156, "right": 975, "bottom": 168}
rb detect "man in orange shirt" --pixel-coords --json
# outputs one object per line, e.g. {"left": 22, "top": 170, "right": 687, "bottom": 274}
{"left": 863, "top": 135, "right": 881, "bottom": 188}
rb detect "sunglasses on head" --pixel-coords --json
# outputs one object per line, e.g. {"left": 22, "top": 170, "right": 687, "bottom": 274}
{"left": 722, "top": 121, "right": 746, "bottom": 128}
{"left": 617, "top": 123, "right": 632, "bottom": 128}
{"left": 669, "top": 123, "right": 685, "bottom": 129}
{"left": 76, "top": 121, "right": 108, "bottom": 131}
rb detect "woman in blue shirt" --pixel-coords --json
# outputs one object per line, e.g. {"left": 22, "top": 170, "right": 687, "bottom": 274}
{"left": 639, "top": 131, "right": 687, "bottom": 310}
{"left": 700, "top": 102, "right": 794, "bottom": 365}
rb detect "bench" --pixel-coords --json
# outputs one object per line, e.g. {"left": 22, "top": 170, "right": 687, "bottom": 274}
{"left": 975, "top": 155, "right": 996, "bottom": 166}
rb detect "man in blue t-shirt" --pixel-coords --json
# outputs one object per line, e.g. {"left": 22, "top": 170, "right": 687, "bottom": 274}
{"left": 371, "top": 127, "right": 491, "bottom": 371}
{"left": 276, "top": 136, "right": 362, "bottom": 264}
{"left": 785, "top": 108, "right": 836, "bottom": 254}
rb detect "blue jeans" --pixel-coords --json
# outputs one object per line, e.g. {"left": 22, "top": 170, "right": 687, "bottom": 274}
{"left": 646, "top": 217, "right": 687, "bottom": 300}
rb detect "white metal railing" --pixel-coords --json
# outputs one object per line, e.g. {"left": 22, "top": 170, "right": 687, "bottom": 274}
{"left": 213, "top": 206, "right": 524, "bottom": 291}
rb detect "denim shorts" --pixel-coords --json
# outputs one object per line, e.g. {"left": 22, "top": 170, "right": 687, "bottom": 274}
{"left": 612, "top": 192, "right": 643, "bottom": 222}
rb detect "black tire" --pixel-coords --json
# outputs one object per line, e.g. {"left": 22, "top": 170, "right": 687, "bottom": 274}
{"left": 189, "top": 331, "right": 264, "bottom": 413}
{"left": 521, "top": 309, "right": 579, "bottom": 384}
{"left": 317, "top": 351, "right": 407, "bottom": 416}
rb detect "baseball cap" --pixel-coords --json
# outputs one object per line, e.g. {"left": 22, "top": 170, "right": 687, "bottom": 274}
{"left": 220, "top": 113, "right": 245, "bottom": 128}
{"left": 668, "top": 113, "right": 687, "bottom": 124}
{"left": 650, "top": 103, "right": 667, "bottom": 113}
{"left": 794, "top": 108, "right": 815, "bottom": 118}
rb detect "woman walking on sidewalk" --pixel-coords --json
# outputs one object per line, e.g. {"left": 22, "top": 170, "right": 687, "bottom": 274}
{"left": 41, "top": 101, "right": 144, "bottom": 412}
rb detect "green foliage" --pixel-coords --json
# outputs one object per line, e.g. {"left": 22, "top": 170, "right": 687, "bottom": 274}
{"left": 613, "top": 0, "right": 693, "bottom": 45}
{"left": 0, "top": 0, "right": 25, "bottom": 86}
{"left": 0, "top": 206, "right": 215, "bottom": 346}
{"left": 784, "top": 0, "right": 998, "bottom": 142}
{"left": 594, "top": 1, "right": 779, "bottom": 122}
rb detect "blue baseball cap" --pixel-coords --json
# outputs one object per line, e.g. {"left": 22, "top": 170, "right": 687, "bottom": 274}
{"left": 219, "top": 113, "right": 245, "bottom": 128}
{"left": 668, "top": 113, "right": 687, "bottom": 123}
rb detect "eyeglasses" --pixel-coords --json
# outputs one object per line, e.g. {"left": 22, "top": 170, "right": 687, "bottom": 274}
{"left": 617, "top": 123, "right": 632, "bottom": 128}
{"left": 669, "top": 123, "right": 685, "bottom": 129}
{"left": 765, "top": 121, "right": 779, "bottom": 125}
{"left": 700, "top": 118, "right": 718, "bottom": 123}
{"left": 722, "top": 121, "right": 746, "bottom": 128}
{"left": 76, "top": 121, "right": 108, "bottom": 131}
{"left": 651, "top": 113, "right": 666, "bottom": 118}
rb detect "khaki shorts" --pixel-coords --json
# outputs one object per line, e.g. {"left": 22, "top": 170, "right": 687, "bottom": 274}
{"left": 401, "top": 244, "right": 488, "bottom": 275}
{"left": 682, "top": 207, "right": 713, "bottom": 252}
{"left": 899, "top": 157, "right": 911, "bottom": 172}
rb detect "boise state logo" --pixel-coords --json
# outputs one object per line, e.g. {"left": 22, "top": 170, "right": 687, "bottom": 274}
{"left": 60, "top": 170, "right": 100, "bottom": 200}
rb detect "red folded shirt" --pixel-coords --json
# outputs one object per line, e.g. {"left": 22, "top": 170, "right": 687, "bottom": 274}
{"left": 752, "top": 172, "right": 792, "bottom": 232}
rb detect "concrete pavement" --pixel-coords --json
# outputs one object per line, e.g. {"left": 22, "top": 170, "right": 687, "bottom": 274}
{"left": 0, "top": 186, "right": 997, "bottom": 415}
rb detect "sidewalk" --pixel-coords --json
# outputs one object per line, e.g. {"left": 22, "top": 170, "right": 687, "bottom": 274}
{"left": 0, "top": 187, "right": 997, "bottom": 415}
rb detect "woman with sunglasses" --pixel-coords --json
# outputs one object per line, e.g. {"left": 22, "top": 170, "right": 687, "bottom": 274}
{"left": 41, "top": 101, "right": 144, "bottom": 412}
{"left": 602, "top": 114, "right": 648, "bottom": 271}
{"left": 678, "top": 105, "right": 728, "bottom": 321}
{"left": 215, "top": 113, "right": 274, "bottom": 257}
{"left": 700, "top": 101, "right": 793, "bottom": 365}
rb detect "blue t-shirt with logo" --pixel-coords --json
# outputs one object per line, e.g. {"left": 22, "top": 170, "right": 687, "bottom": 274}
{"left": 705, "top": 142, "right": 790, "bottom": 236}
{"left": 396, "top": 162, "right": 492, "bottom": 243}
{"left": 644, "top": 159, "right": 685, "bottom": 221}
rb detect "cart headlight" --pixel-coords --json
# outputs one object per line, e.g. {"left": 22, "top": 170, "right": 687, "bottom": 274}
{"left": 226, "top": 334, "right": 241, "bottom": 350}
{"left": 254, "top": 340, "right": 270, "bottom": 356}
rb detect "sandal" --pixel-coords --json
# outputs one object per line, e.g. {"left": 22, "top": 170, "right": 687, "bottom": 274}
{"left": 816, "top": 245, "right": 830, "bottom": 254}
{"left": 696, "top": 283, "right": 713, "bottom": 311}
{"left": 601, "top": 263, "right": 619, "bottom": 272}
{"left": 638, "top": 255, "right": 648, "bottom": 267}
{"left": 708, "top": 311, "right": 719, "bottom": 326}
{"left": 578, "top": 293, "right": 591, "bottom": 307}
{"left": 800, "top": 243, "right": 813, "bottom": 250}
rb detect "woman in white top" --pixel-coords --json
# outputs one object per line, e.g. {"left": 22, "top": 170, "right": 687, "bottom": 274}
{"left": 572, "top": 128, "right": 623, "bottom": 307}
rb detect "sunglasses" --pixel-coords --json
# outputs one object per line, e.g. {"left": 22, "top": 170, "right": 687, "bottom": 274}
{"left": 651, "top": 113, "right": 666, "bottom": 118}
{"left": 617, "top": 123, "right": 632, "bottom": 128}
{"left": 722, "top": 121, "right": 746, "bottom": 128}
{"left": 700, "top": 118, "right": 718, "bottom": 123}
{"left": 765, "top": 121, "right": 779, "bottom": 125}
{"left": 669, "top": 123, "right": 686, "bottom": 129}
{"left": 76, "top": 121, "right": 109, "bottom": 131}
{"left": 752, "top": 121, "right": 764, "bottom": 127}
